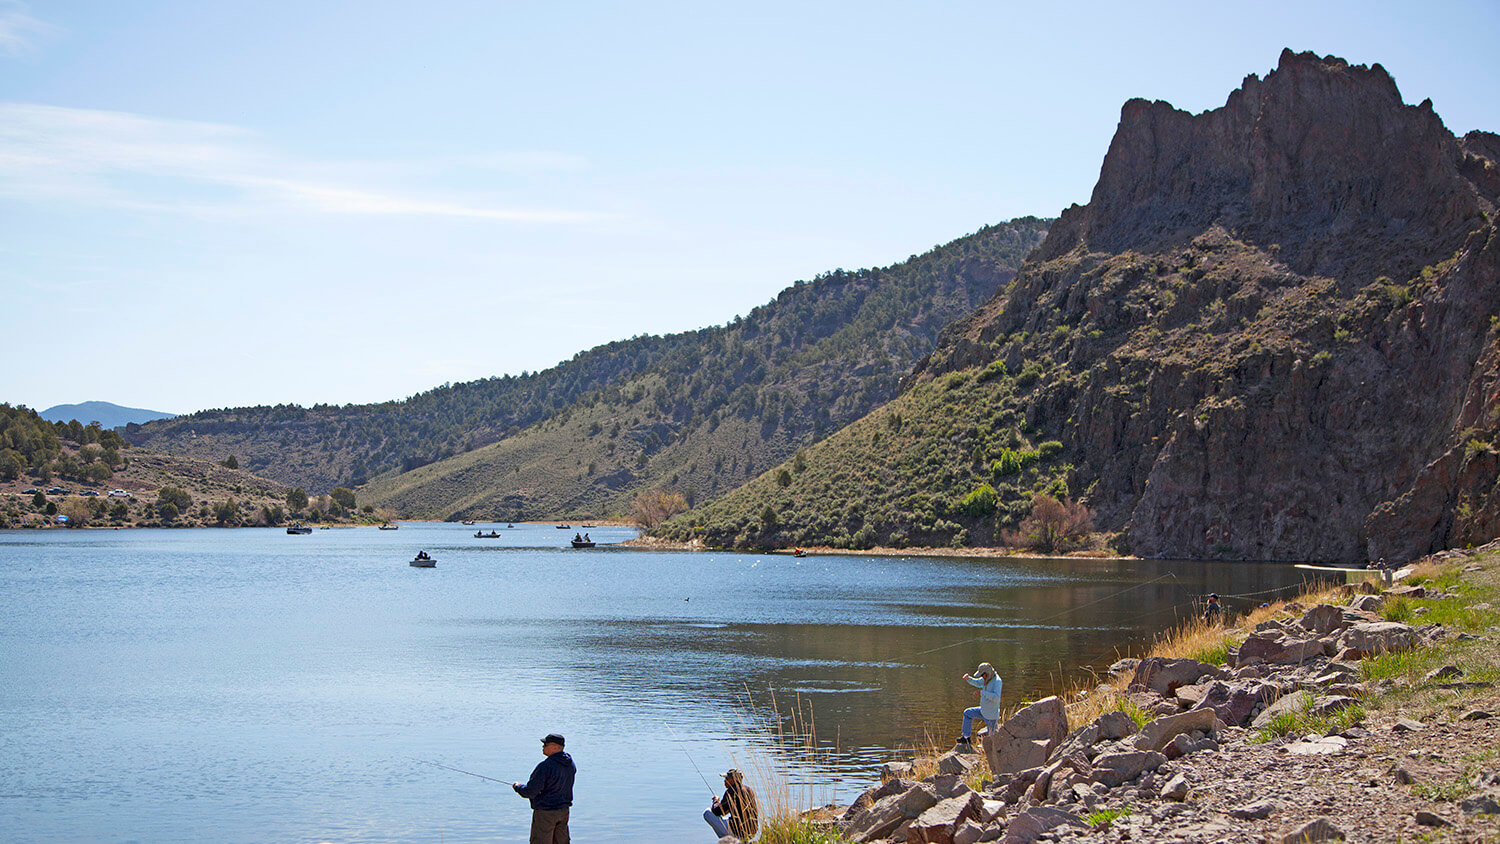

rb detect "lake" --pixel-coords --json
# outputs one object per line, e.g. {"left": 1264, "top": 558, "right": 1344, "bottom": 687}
{"left": 0, "top": 523, "right": 1329, "bottom": 843}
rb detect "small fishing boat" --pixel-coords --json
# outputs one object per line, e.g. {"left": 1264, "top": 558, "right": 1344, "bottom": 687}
{"left": 286, "top": 524, "right": 312, "bottom": 535}
{"left": 410, "top": 552, "right": 436, "bottom": 568}
{"left": 379, "top": 523, "right": 399, "bottom": 530}
{"left": 461, "top": 520, "right": 475, "bottom": 526}
{"left": 792, "top": 548, "right": 806, "bottom": 558}
{"left": 474, "top": 531, "right": 501, "bottom": 538}
{"left": 555, "top": 524, "right": 571, "bottom": 529}
{"left": 570, "top": 539, "right": 595, "bottom": 548}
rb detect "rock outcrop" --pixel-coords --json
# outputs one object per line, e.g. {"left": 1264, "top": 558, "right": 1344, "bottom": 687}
{"left": 915, "top": 49, "right": 1500, "bottom": 563}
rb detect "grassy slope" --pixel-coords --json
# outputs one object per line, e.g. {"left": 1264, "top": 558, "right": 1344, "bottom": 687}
{"left": 360, "top": 220, "right": 1053, "bottom": 521}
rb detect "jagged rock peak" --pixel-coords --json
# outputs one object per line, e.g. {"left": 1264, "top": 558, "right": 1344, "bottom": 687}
{"left": 1037, "top": 49, "right": 1491, "bottom": 276}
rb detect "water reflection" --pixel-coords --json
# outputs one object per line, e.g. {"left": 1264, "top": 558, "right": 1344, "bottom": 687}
{"left": 0, "top": 526, "right": 1333, "bottom": 843}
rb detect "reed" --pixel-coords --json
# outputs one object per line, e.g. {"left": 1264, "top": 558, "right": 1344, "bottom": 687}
{"left": 725, "top": 687, "right": 849, "bottom": 844}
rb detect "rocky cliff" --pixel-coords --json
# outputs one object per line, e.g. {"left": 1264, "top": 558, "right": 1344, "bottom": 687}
{"left": 918, "top": 50, "right": 1500, "bottom": 562}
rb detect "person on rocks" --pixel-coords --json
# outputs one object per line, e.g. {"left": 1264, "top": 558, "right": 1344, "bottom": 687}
{"left": 1203, "top": 593, "right": 1224, "bottom": 625}
{"left": 704, "top": 768, "right": 759, "bottom": 841}
{"left": 512, "top": 733, "right": 576, "bottom": 844}
{"left": 956, "top": 662, "right": 1002, "bottom": 749}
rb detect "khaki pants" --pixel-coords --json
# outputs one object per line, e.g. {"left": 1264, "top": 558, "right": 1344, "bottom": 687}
{"left": 530, "top": 807, "right": 570, "bottom": 844}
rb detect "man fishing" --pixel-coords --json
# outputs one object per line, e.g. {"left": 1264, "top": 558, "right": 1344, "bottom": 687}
{"left": 704, "top": 768, "right": 759, "bottom": 841}
{"left": 956, "top": 661, "right": 1002, "bottom": 749}
{"left": 512, "top": 733, "right": 576, "bottom": 844}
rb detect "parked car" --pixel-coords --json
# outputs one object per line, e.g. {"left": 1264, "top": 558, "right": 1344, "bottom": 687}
{"left": 23, "top": 488, "right": 38, "bottom": 495}
{"left": 46, "top": 486, "right": 67, "bottom": 495}
{"left": 108, "top": 489, "right": 131, "bottom": 497}
{"left": 81, "top": 490, "right": 99, "bottom": 496}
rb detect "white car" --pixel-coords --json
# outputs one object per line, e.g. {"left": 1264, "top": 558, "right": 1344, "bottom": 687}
{"left": 108, "top": 489, "right": 131, "bottom": 497}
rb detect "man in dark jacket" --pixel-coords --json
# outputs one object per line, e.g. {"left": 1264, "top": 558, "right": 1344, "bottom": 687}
{"left": 704, "top": 768, "right": 759, "bottom": 840}
{"left": 512, "top": 733, "right": 576, "bottom": 844}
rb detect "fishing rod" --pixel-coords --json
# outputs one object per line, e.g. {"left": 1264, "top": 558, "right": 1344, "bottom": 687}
{"left": 413, "top": 758, "right": 510, "bottom": 785}
{"left": 665, "top": 722, "right": 717, "bottom": 796}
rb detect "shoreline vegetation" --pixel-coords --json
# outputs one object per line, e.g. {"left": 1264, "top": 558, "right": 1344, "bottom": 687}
{"left": 746, "top": 541, "right": 1500, "bottom": 844}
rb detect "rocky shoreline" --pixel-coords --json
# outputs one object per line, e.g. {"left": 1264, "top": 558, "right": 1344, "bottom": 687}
{"left": 738, "top": 544, "right": 1500, "bottom": 844}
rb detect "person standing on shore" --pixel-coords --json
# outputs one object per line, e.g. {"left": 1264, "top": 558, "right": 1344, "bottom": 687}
{"left": 512, "top": 733, "right": 576, "bottom": 844}
{"left": 956, "top": 662, "right": 1002, "bottom": 749}
{"left": 704, "top": 768, "right": 759, "bottom": 841}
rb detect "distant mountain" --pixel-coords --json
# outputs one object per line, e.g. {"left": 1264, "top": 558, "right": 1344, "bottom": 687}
{"left": 127, "top": 218, "right": 1053, "bottom": 511}
{"left": 41, "top": 401, "right": 175, "bottom": 430}
{"left": 664, "top": 51, "right": 1500, "bottom": 563}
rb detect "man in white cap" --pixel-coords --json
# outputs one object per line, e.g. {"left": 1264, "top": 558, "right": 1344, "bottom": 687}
{"left": 957, "top": 662, "right": 1002, "bottom": 749}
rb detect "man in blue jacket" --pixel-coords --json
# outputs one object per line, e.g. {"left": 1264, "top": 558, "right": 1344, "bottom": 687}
{"left": 512, "top": 733, "right": 576, "bottom": 844}
{"left": 956, "top": 662, "right": 1002, "bottom": 749}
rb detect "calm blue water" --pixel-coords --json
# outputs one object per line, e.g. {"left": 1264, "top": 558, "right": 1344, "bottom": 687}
{"left": 0, "top": 523, "right": 1327, "bottom": 843}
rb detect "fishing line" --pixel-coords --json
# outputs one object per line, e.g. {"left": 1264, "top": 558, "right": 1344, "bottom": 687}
{"left": 665, "top": 722, "right": 717, "bottom": 796}
{"left": 413, "top": 758, "right": 509, "bottom": 785}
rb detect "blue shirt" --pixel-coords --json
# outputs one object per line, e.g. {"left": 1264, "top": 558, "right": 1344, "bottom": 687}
{"left": 966, "top": 674, "right": 1003, "bottom": 719}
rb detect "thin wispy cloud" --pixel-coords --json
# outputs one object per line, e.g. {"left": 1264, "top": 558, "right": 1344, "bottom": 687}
{"left": 0, "top": 1, "right": 52, "bottom": 56}
{"left": 0, "top": 102, "right": 604, "bottom": 223}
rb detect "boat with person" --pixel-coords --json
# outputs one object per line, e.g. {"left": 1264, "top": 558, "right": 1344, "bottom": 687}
{"left": 409, "top": 551, "right": 435, "bottom": 568}
{"left": 570, "top": 539, "right": 595, "bottom": 548}
{"left": 286, "top": 524, "right": 312, "bottom": 535}
{"left": 378, "top": 523, "right": 399, "bottom": 530}
{"left": 474, "top": 531, "right": 501, "bottom": 538}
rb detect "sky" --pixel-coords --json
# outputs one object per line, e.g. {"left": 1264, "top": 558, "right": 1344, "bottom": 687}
{"left": 3, "top": 1, "right": 1497, "bottom": 416}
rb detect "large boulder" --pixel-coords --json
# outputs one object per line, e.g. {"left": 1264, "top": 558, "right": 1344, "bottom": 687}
{"left": 1235, "top": 632, "right": 1326, "bottom": 665}
{"left": 1131, "top": 708, "right": 1223, "bottom": 752}
{"left": 999, "top": 807, "right": 1087, "bottom": 844}
{"left": 1130, "top": 657, "right": 1227, "bottom": 695}
{"left": 1090, "top": 750, "right": 1167, "bottom": 788}
{"left": 844, "top": 782, "right": 939, "bottom": 842}
{"left": 1251, "top": 690, "right": 1312, "bottom": 729}
{"left": 908, "top": 791, "right": 985, "bottom": 844}
{"left": 1339, "top": 621, "right": 1419, "bottom": 655}
{"left": 985, "top": 696, "right": 1068, "bottom": 774}
{"left": 1196, "top": 679, "right": 1279, "bottom": 726}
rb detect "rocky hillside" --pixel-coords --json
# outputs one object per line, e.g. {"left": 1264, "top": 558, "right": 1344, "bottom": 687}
{"left": 667, "top": 51, "right": 1500, "bottom": 563}
{"left": 126, "top": 220, "right": 1048, "bottom": 514}
{"left": 355, "top": 220, "right": 1051, "bottom": 520}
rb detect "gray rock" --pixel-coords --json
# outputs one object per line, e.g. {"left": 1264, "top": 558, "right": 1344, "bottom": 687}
{"left": 1348, "top": 593, "right": 1384, "bottom": 613}
{"left": 985, "top": 697, "right": 1068, "bottom": 775}
{"left": 845, "top": 783, "right": 939, "bottom": 842}
{"left": 1461, "top": 793, "right": 1500, "bottom": 815}
{"left": 1251, "top": 690, "right": 1312, "bottom": 730}
{"left": 1096, "top": 710, "right": 1138, "bottom": 739}
{"left": 1279, "top": 817, "right": 1345, "bottom": 842}
{"left": 1461, "top": 709, "right": 1494, "bottom": 721}
{"left": 1108, "top": 658, "right": 1140, "bottom": 675}
{"left": 1160, "top": 772, "right": 1190, "bottom": 801}
{"left": 938, "top": 751, "right": 978, "bottom": 777}
{"left": 1237, "top": 632, "right": 1326, "bottom": 665}
{"left": 1392, "top": 716, "right": 1425, "bottom": 732}
{"left": 1132, "top": 707, "right": 1222, "bottom": 752}
{"left": 1230, "top": 799, "right": 1279, "bottom": 819}
{"left": 908, "top": 791, "right": 985, "bottom": 844}
{"left": 1415, "top": 810, "right": 1451, "bottom": 827}
{"left": 929, "top": 774, "right": 971, "bottom": 800}
{"left": 1130, "top": 657, "right": 1227, "bottom": 695}
{"left": 1090, "top": 750, "right": 1167, "bottom": 788}
{"left": 1285, "top": 735, "right": 1348, "bottom": 755}
{"left": 1299, "top": 604, "right": 1347, "bottom": 634}
{"left": 1198, "top": 679, "right": 1278, "bottom": 726}
{"left": 1422, "top": 665, "right": 1463, "bottom": 683}
{"left": 998, "top": 807, "right": 1085, "bottom": 844}
{"left": 881, "top": 761, "right": 915, "bottom": 781}
{"left": 951, "top": 819, "right": 986, "bottom": 844}
{"left": 1339, "top": 621, "right": 1419, "bottom": 655}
